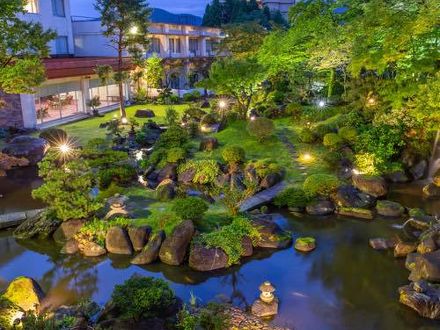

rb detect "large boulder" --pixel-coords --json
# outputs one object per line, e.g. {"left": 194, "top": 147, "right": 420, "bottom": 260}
{"left": 2, "top": 136, "right": 48, "bottom": 165}
{"left": 338, "top": 207, "right": 375, "bottom": 220}
{"left": 394, "top": 241, "right": 417, "bottom": 258}
{"left": 135, "top": 109, "right": 155, "bottom": 118}
{"left": 376, "top": 200, "right": 405, "bottom": 217}
{"left": 189, "top": 245, "right": 229, "bottom": 271}
{"left": 352, "top": 175, "right": 388, "bottom": 197}
{"left": 128, "top": 226, "right": 151, "bottom": 252}
{"left": 53, "top": 219, "right": 85, "bottom": 244}
{"left": 3, "top": 277, "right": 45, "bottom": 312}
{"left": 410, "top": 160, "right": 427, "bottom": 180}
{"left": 417, "top": 237, "right": 437, "bottom": 254}
{"left": 199, "top": 137, "right": 218, "bottom": 151}
{"left": 252, "top": 216, "right": 292, "bottom": 249}
{"left": 332, "top": 185, "right": 375, "bottom": 208}
{"left": 0, "top": 152, "right": 29, "bottom": 176}
{"left": 423, "top": 183, "right": 440, "bottom": 199}
{"left": 105, "top": 226, "right": 133, "bottom": 255}
{"left": 241, "top": 236, "right": 253, "bottom": 257}
{"left": 13, "top": 211, "right": 60, "bottom": 240}
{"left": 399, "top": 281, "right": 440, "bottom": 319}
{"left": 78, "top": 240, "right": 107, "bottom": 257}
{"left": 61, "top": 239, "right": 79, "bottom": 255}
{"left": 131, "top": 231, "right": 165, "bottom": 265}
{"left": 408, "top": 250, "right": 440, "bottom": 282}
{"left": 260, "top": 173, "right": 282, "bottom": 189}
{"left": 159, "top": 220, "right": 195, "bottom": 265}
{"left": 178, "top": 168, "right": 195, "bottom": 184}
{"left": 156, "top": 179, "right": 176, "bottom": 201}
{"left": 306, "top": 200, "right": 335, "bottom": 216}
{"left": 157, "top": 164, "right": 177, "bottom": 183}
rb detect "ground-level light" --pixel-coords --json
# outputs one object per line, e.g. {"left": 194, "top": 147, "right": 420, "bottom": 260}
{"left": 130, "top": 26, "right": 139, "bottom": 34}
{"left": 259, "top": 281, "right": 276, "bottom": 303}
{"left": 218, "top": 99, "right": 228, "bottom": 109}
{"left": 300, "top": 152, "right": 314, "bottom": 163}
{"left": 121, "top": 117, "right": 128, "bottom": 125}
{"left": 318, "top": 100, "right": 326, "bottom": 108}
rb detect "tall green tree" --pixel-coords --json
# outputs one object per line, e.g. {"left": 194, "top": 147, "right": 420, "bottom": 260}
{"left": 95, "top": 0, "right": 151, "bottom": 118}
{"left": 0, "top": 0, "right": 56, "bottom": 95}
{"left": 198, "top": 58, "right": 266, "bottom": 117}
{"left": 144, "top": 54, "right": 164, "bottom": 96}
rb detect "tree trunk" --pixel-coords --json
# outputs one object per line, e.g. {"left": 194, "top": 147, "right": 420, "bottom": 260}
{"left": 117, "top": 44, "right": 126, "bottom": 118}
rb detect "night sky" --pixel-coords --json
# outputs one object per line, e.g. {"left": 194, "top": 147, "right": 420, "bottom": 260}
{"left": 72, "top": 0, "right": 211, "bottom": 17}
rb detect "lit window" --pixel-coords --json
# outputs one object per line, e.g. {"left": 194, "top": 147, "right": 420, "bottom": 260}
{"left": 169, "top": 38, "right": 181, "bottom": 54}
{"left": 55, "top": 36, "right": 69, "bottom": 54}
{"left": 52, "top": 0, "right": 65, "bottom": 17}
{"left": 24, "top": 0, "right": 39, "bottom": 13}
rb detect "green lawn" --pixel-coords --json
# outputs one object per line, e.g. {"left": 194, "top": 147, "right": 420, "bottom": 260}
{"left": 60, "top": 103, "right": 188, "bottom": 146}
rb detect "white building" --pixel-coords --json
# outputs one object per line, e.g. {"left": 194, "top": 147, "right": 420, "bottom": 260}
{"left": 1, "top": 3, "right": 223, "bottom": 129}
{"left": 261, "top": 0, "right": 298, "bottom": 17}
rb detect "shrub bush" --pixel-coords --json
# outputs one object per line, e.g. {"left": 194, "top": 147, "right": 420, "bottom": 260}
{"left": 299, "top": 128, "right": 316, "bottom": 143}
{"left": 39, "top": 128, "right": 67, "bottom": 145}
{"left": 323, "top": 133, "right": 343, "bottom": 149}
{"left": 172, "top": 197, "right": 209, "bottom": 220}
{"left": 182, "top": 106, "right": 206, "bottom": 122}
{"left": 248, "top": 159, "right": 281, "bottom": 179}
{"left": 338, "top": 127, "right": 358, "bottom": 142}
{"left": 112, "top": 277, "right": 175, "bottom": 321}
{"left": 303, "top": 174, "right": 340, "bottom": 198}
{"left": 221, "top": 146, "right": 245, "bottom": 165}
{"left": 313, "top": 123, "right": 336, "bottom": 139}
{"left": 165, "top": 107, "right": 179, "bottom": 126}
{"left": 98, "top": 165, "right": 136, "bottom": 189}
{"left": 197, "top": 217, "right": 261, "bottom": 266}
{"left": 76, "top": 217, "right": 131, "bottom": 246}
{"left": 166, "top": 147, "right": 186, "bottom": 164}
{"left": 200, "top": 113, "right": 218, "bottom": 126}
{"left": 286, "top": 103, "right": 303, "bottom": 118}
{"left": 178, "top": 160, "right": 220, "bottom": 185}
{"left": 156, "top": 125, "right": 189, "bottom": 149}
{"left": 274, "top": 187, "right": 310, "bottom": 208}
{"left": 86, "top": 150, "right": 128, "bottom": 168}
{"left": 247, "top": 117, "right": 274, "bottom": 142}
{"left": 183, "top": 90, "right": 201, "bottom": 102}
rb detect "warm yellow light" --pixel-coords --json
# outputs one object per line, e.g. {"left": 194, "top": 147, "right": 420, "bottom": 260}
{"left": 352, "top": 169, "right": 361, "bottom": 175}
{"left": 218, "top": 100, "right": 227, "bottom": 109}
{"left": 299, "top": 153, "right": 314, "bottom": 163}
{"left": 130, "top": 26, "right": 139, "bottom": 34}
{"left": 121, "top": 117, "right": 128, "bottom": 124}
{"left": 59, "top": 143, "right": 71, "bottom": 154}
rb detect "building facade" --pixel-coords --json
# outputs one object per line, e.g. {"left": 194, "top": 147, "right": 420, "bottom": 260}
{"left": 1, "top": 2, "right": 223, "bottom": 130}
{"left": 261, "top": 0, "right": 297, "bottom": 17}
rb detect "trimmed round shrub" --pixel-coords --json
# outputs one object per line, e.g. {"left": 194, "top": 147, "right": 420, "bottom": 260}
{"left": 338, "top": 127, "right": 358, "bottom": 142}
{"left": 274, "top": 187, "right": 310, "bottom": 208}
{"left": 182, "top": 106, "right": 206, "bottom": 122}
{"left": 39, "top": 128, "right": 68, "bottom": 145}
{"left": 98, "top": 165, "right": 136, "bottom": 189}
{"left": 172, "top": 197, "right": 209, "bottom": 220}
{"left": 200, "top": 113, "right": 218, "bottom": 126}
{"left": 156, "top": 125, "right": 188, "bottom": 149}
{"left": 299, "top": 128, "right": 316, "bottom": 143}
{"left": 303, "top": 174, "right": 340, "bottom": 198}
{"left": 323, "top": 133, "right": 343, "bottom": 149}
{"left": 313, "top": 123, "right": 335, "bottom": 139}
{"left": 222, "top": 146, "right": 245, "bottom": 165}
{"left": 166, "top": 147, "right": 186, "bottom": 164}
{"left": 247, "top": 117, "right": 274, "bottom": 142}
{"left": 112, "top": 277, "right": 175, "bottom": 321}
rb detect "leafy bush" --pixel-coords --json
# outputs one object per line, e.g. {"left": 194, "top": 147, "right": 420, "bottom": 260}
{"left": 200, "top": 113, "right": 218, "bottom": 126}
{"left": 172, "top": 197, "right": 209, "bottom": 220}
{"left": 165, "top": 107, "right": 179, "bottom": 126}
{"left": 248, "top": 159, "right": 281, "bottom": 178}
{"left": 197, "top": 217, "right": 261, "bottom": 265}
{"left": 178, "top": 160, "right": 220, "bottom": 185}
{"left": 182, "top": 106, "right": 206, "bottom": 122}
{"left": 98, "top": 165, "right": 136, "bottom": 189}
{"left": 76, "top": 217, "right": 131, "bottom": 246}
{"left": 274, "top": 187, "right": 310, "bottom": 208}
{"left": 323, "top": 133, "right": 343, "bottom": 150}
{"left": 286, "top": 103, "right": 303, "bottom": 118}
{"left": 354, "top": 152, "right": 379, "bottom": 176}
{"left": 313, "top": 123, "right": 336, "bottom": 139}
{"left": 299, "top": 128, "right": 316, "bottom": 143}
{"left": 338, "top": 126, "right": 358, "bottom": 142}
{"left": 322, "top": 150, "right": 344, "bottom": 168}
{"left": 98, "top": 182, "right": 124, "bottom": 200}
{"left": 112, "top": 277, "right": 175, "bottom": 321}
{"left": 221, "top": 146, "right": 245, "bottom": 165}
{"left": 32, "top": 154, "right": 102, "bottom": 221}
{"left": 166, "top": 147, "right": 186, "bottom": 164}
{"left": 183, "top": 90, "right": 201, "bottom": 102}
{"left": 178, "top": 303, "right": 229, "bottom": 330}
{"left": 39, "top": 128, "right": 67, "bottom": 145}
{"left": 156, "top": 125, "right": 189, "bottom": 149}
{"left": 86, "top": 150, "right": 129, "bottom": 168}
{"left": 303, "top": 174, "right": 340, "bottom": 198}
{"left": 247, "top": 117, "right": 274, "bottom": 142}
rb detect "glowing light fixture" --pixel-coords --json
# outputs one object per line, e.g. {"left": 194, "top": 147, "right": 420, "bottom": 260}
{"left": 135, "top": 150, "right": 143, "bottom": 161}
{"left": 300, "top": 152, "right": 314, "bottom": 163}
{"left": 352, "top": 169, "right": 361, "bottom": 175}
{"left": 318, "top": 100, "right": 326, "bottom": 108}
{"left": 121, "top": 117, "right": 128, "bottom": 125}
{"left": 250, "top": 115, "right": 256, "bottom": 121}
{"left": 130, "top": 25, "right": 139, "bottom": 34}
{"left": 259, "top": 281, "right": 276, "bottom": 304}
{"left": 218, "top": 99, "right": 228, "bottom": 109}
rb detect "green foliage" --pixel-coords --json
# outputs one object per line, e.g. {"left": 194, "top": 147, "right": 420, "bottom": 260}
{"left": 165, "top": 107, "right": 179, "bottom": 126}
{"left": 274, "top": 187, "right": 310, "bottom": 208}
{"left": 200, "top": 113, "right": 218, "bottom": 126}
{"left": 197, "top": 217, "right": 260, "bottom": 265}
{"left": 178, "top": 160, "right": 220, "bottom": 185}
{"left": 286, "top": 103, "right": 303, "bottom": 119}
{"left": 156, "top": 125, "right": 189, "bottom": 149}
{"left": 38, "top": 128, "right": 68, "bottom": 145}
{"left": 182, "top": 90, "right": 201, "bottom": 102}
{"left": 323, "top": 133, "right": 343, "bottom": 150}
{"left": 144, "top": 54, "right": 164, "bottom": 89}
{"left": 178, "top": 303, "right": 230, "bottom": 330}
{"left": 248, "top": 159, "right": 281, "bottom": 178}
{"left": 32, "top": 153, "right": 102, "bottom": 221}
{"left": 98, "top": 182, "right": 125, "bottom": 200}
{"left": 354, "top": 153, "right": 379, "bottom": 176}
{"left": 247, "top": 117, "right": 274, "bottom": 142}
{"left": 215, "top": 179, "right": 258, "bottom": 216}
{"left": 111, "top": 277, "right": 175, "bottom": 321}
{"left": 86, "top": 150, "right": 129, "bottom": 169}
{"left": 172, "top": 197, "right": 209, "bottom": 220}
{"left": 299, "top": 128, "right": 316, "bottom": 143}
{"left": 303, "top": 174, "right": 340, "bottom": 198}
{"left": 98, "top": 164, "right": 136, "bottom": 189}
{"left": 166, "top": 147, "right": 186, "bottom": 164}
{"left": 338, "top": 126, "right": 358, "bottom": 142}
{"left": 182, "top": 106, "right": 207, "bottom": 122}
{"left": 77, "top": 218, "right": 132, "bottom": 247}
{"left": 0, "top": 1, "right": 56, "bottom": 94}
{"left": 221, "top": 146, "right": 246, "bottom": 165}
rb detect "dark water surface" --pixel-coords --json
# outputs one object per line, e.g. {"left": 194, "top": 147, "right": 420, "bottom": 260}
{"left": 1, "top": 171, "right": 440, "bottom": 329}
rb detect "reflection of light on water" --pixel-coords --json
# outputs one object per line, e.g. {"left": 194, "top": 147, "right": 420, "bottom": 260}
{"left": 391, "top": 224, "right": 404, "bottom": 229}
{"left": 291, "top": 291, "right": 308, "bottom": 298}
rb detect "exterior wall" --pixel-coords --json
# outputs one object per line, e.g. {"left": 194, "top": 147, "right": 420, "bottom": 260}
{"left": 0, "top": 92, "right": 24, "bottom": 129}
{"left": 19, "top": 0, "right": 74, "bottom": 55}
{"left": 262, "top": 0, "right": 298, "bottom": 16}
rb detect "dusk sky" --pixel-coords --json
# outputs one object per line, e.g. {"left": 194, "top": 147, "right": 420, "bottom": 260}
{"left": 72, "top": 0, "right": 211, "bottom": 17}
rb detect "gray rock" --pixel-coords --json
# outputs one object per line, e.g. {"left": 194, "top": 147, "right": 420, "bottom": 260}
{"left": 332, "top": 185, "right": 376, "bottom": 208}
{"left": 105, "top": 227, "right": 133, "bottom": 255}
{"left": 14, "top": 211, "right": 60, "bottom": 240}
{"left": 251, "top": 298, "right": 279, "bottom": 318}
{"left": 189, "top": 244, "right": 229, "bottom": 271}
{"left": 131, "top": 231, "right": 165, "bottom": 265}
{"left": 306, "top": 200, "right": 335, "bottom": 216}
{"left": 369, "top": 238, "right": 397, "bottom": 250}
{"left": 135, "top": 109, "right": 155, "bottom": 118}
{"left": 178, "top": 168, "right": 195, "bottom": 184}
{"left": 352, "top": 175, "right": 388, "bottom": 197}
{"left": 78, "top": 240, "right": 107, "bottom": 257}
{"left": 252, "top": 215, "right": 292, "bottom": 249}
{"left": 376, "top": 200, "right": 405, "bottom": 217}
{"left": 61, "top": 239, "right": 79, "bottom": 254}
{"left": 408, "top": 250, "right": 440, "bottom": 282}
{"left": 241, "top": 236, "right": 253, "bottom": 257}
{"left": 399, "top": 281, "right": 440, "bottom": 319}
{"left": 53, "top": 219, "right": 85, "bottom": 244}
{"left": 159, "top": 220, "right": 195, "bottom": 265}
{"left": 410, "top": 160, "right": 427, "bottom": 180}
{"left": 128, "top": 226, "right": 151, "bottom": 252}
{"left": 157, "top": 164, "right": 177, "bottom": 183}
{"left": 2, "top": 136, "right": 48, "bottom": 165}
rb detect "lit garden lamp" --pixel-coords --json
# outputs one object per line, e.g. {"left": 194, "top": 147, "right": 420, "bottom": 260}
{"left": 135, "top": 150, "right": 143, "bottom": 161}
{"left": 217, "top": 98, "right": 229, "bottom": 119}
{"left": 318, "top": 100, "right": 326, "bottom": 108}
{"left": 121, "top": 117, "right": 129, "bottom": 125}
{"left": 300, "top": 152, "right": 314, "bottom": 164}
{"left": 129, "top": 25, "right": 139, "bottom": 35}
{"left": 259, "top": 281, "right": 276, "bottom": 304}
{"left": 352, "top": 168, "right": 361, "bottom": 176}
{"left": 54, "top": 139, "right": 76, "bottom": 162}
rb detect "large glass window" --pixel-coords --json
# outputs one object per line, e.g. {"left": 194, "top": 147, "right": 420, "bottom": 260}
{"left": 51, "top": 0, "right": 65, "bottom": 17}
{"left": 88, "top": 80, "right": 120, "bottom": 110}
{"left": 169, "top": 38, "right": 181, "bottom": 54}
{"left": 189, "top": 38, "right": 199, "bottom": 56}
{"left": 35, "top": 82, "right": 82, "bottom": 124}
{"left": 149, "top": 38, "right": 161, "bottom": 54}
{"left": 24, "top": 0, "right": 39, "bottom": 13}
{"left": 55, "top": 36, "right": 69, "bottom": 55}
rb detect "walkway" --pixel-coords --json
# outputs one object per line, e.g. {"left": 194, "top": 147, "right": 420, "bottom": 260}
{"left": 276, "top": 127, "right": 308, "bottom": 178}
{"left": 240, "top": 181, "right": 286, "bottom": 212}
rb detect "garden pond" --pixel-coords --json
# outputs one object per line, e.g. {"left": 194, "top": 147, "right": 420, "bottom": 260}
{"left": 1, "top": 169, "right": 440, "bottom": 330}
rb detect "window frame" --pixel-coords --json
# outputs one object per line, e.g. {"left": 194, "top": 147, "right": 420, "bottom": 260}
{"left": 51, "top": 0, "right": 66, "bottom": 17}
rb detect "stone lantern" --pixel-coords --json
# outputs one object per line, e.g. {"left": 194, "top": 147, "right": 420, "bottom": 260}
{"left": 259, "top": 281, "right": 275, "bottom": 303}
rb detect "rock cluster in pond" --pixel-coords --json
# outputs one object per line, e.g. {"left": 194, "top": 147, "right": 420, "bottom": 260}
{"left": 2, "top": 135, "right": 48, "bottom": 165}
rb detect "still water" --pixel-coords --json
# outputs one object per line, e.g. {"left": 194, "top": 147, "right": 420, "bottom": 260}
{"left": 1, "top": 170, "right": 440, "bottom": 329}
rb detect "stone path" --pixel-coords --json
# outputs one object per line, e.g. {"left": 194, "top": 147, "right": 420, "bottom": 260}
{"left": 227, "top": 307, "right": 291, "bottom": 330}
{"left": 276, "top": 128, "right": 308, "bottom": 178}
{"left": 239, "top": 181, "right": 286, "bottom": 212}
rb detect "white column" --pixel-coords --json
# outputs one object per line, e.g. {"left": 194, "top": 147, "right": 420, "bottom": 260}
{"left": 80, "top": 78, "right": 91, "bottom": 113}
{"left": 201, "top": 37, "right": 207, "bottom": 57}
{"left": 20, "top": 94, "right": 37, "bottom": 129}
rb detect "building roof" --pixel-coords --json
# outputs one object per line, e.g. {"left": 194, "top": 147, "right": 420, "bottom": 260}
{"left": 43, "top": 57, "right": 133, "bottom": 80}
